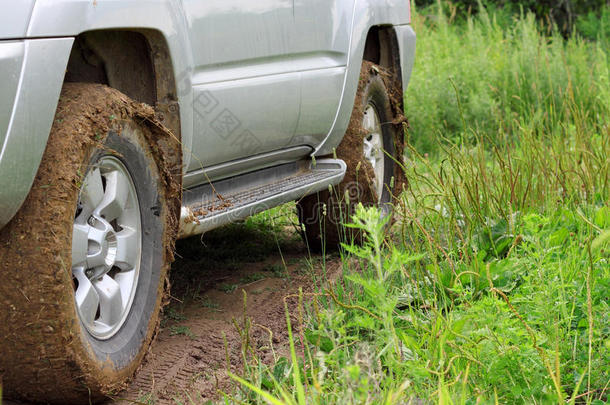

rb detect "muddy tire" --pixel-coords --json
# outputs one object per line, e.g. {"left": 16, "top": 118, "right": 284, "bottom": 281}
{"left": 297, "top": 62, "right": 407, "bottom": 251}
{"left": 0, "top": 84, "right": 177, "bottom": 403}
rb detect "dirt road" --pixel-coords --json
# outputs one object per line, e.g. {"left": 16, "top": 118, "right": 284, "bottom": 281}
{"left": 2, "top": 207, "right": 340, "bottom": 405}
{"left": 111, "top": 210, "right": 340, "bottom": 404}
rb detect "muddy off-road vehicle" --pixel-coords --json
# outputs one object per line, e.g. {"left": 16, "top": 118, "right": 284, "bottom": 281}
{"left": 0, "top": 1, "right": 415, "bottom": 402}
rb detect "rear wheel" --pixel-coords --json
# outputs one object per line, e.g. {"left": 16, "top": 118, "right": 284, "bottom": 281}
{"left": 0, "top": 84, "right": 173, "bottom": 403}
{"left": 298, "top": 62, "right": 406, "bottom": 251}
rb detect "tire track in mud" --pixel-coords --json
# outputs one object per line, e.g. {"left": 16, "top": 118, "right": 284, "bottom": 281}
{"left": 116, "top": 306, "right": 241, "bottom": 403}
{"left": 112, "top": 223, "right": 342, "bottom": 404}
{"left": 116, "top": 284, "right": 294, "bottom": 403}
{"left": 2, "top": 222, "right": 341, "bottom": 405}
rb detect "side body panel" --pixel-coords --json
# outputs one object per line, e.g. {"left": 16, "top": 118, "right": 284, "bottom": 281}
{"left": 183, "top": 0, "right": 301, "bottom": 169}
{"left": 0, "top": 0, "right": 415, "bottom": 227}
{"left": 0, "top": 42, "right": 24, "bottom": 148}
{"left": 290, "top": 0, "right": 353, "bottom": 148}
{"left": 0, "top": 0, "right": 195, "bottom": 227}
{"left": 27, "top": 0, "right": 196, "bottom": 171}
{"left": 0, "top": 1, "right": 36, "bottom": 39}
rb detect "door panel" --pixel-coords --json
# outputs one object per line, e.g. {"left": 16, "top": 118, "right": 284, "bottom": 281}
{"left": 292, "top": 67, "right": 345, "bottom": 146}
{"left": 292, "top": 0, "right": 355, "bottom": 146}
{"left": 191, "top": 73, "right": 299, "bottom": 167}
{"left": 292, "top": 0, "right": 352, "bottom": 62}
{"left": 182, "top": 0, "right": 300, "bottom": 170}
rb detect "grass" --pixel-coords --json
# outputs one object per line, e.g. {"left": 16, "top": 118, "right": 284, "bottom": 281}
{"left": 165, "top": 307, "right": 188, "bottom": 321}
{"left": 263, "top": 263, "right": 289, "bottom": 278}
{"left": 224, "top": 3, "right": 609, "bottom": 404}
{"left": 219, "top": 283, "right": 239, "bottom": 294}
{"left": 407, "top": 2, "right": 609, "bottom": 157}
{"left": 169, "top": 325, "right": 197, "bottom": 339}
{"left": 240, "top": 273, "right": 268, "bottom": 284}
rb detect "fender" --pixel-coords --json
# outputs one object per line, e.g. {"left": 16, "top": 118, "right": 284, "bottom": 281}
{"left": 0, "top": 0, "right": 195, "bottom": 227}
{"left": 0, "top": 0, "right": 36, "bottom": 39}
{"left": 313, "top": 0, "right": 415, "bottom": 157}
{"left": 27, "top": 0, "right": 195, "bottom": 169}
{"left": 0, "top": 38, "right": 73, "bottom": 228}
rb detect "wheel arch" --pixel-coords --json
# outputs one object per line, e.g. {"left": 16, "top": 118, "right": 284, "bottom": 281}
{"left": 65, "top": 29, "right": 181, "bottom": 152}
{"left": 63, "top": 28, "right": 183, "bottom": 229}
{"left": 362, "top": 25, "right": 404, "bottom": 97}
{"left": 314, "top": 19, "right": 415, "bottom": 157}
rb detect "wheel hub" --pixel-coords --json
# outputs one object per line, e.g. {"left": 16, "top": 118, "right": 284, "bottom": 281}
{"left": 85, "top": 215, "right": 118, "bottom": 280}
{"left": 71, "top": 156, "right": 142, "bottom": 340}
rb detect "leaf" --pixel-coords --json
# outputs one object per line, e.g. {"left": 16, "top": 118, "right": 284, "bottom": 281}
{"left": 549, "top": 228, "right": 569, "bottom": 247}
{"left": 592, "top": 229, "right": 610, "bottom": 252}
{"left": 594, "top": 206, "right": 610, "bottom": 228}
{"left": 273, "top": 357, "right": 289, "bottom": 381}
{"left": 305, "top": 331, "right": 334, "bottom": 353}
{"left": 228, "top": 372, "right": 287, "bottom": 405}
{"left": 350, "top": 315, "right": 377, "bottom": 330}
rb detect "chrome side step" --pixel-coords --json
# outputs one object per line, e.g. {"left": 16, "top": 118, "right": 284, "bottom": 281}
{"left": 178, "top": 158, "right": 346, "bottom": 239}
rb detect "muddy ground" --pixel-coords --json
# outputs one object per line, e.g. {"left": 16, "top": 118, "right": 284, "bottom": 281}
{"left": 110, "top": 213, "right": 340, "bottom": 404}
{"left": 115, "top": 208, "right": 340, "bottom": 404}
{"left": 3, "top": 205, "right": 340, "bottom": 405}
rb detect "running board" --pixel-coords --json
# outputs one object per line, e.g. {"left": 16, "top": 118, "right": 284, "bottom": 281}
{"left": 178, "top": 159, "right": 346, "bottom": 239}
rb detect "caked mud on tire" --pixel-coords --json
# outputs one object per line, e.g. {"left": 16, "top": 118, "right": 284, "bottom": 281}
{"left": 298, "top": 61, "right": 407, "bottom": 251}
{"left": 0, "top": 83, "right": 180, "bottom": 403}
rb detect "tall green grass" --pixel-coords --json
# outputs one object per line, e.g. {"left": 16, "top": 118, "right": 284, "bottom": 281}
{"left": 226, "top": 4, "right": 609, "bottom": 404}
{"left": 407, "top": 3, "right": 609, "bottom": 156}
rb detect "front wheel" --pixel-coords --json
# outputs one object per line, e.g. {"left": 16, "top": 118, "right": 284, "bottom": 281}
{"left": 0, "top": 84, "right": 174, "bottom": 403}
{"left": 298, "top": 62, "right": 407, "bottom": 251}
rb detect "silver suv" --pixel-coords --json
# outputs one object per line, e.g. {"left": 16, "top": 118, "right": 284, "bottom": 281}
{"left": 0, "top": 1, "right": 415, "bottom": 402}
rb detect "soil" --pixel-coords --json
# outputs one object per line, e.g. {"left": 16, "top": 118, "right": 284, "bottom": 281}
{"left": 3, "top": 219, "right": 340, "bottom": 405}
{"left": 109, "top": 221, "right": 342, "bottom": 404}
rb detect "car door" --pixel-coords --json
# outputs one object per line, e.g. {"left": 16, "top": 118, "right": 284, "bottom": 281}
{"left": 182, "top": 0, "right": 300, "bottom": 172}
{"left": 290, "top": 0, "right": 355, "bottom": 147}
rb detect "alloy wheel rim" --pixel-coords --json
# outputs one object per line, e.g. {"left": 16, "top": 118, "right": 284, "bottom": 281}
{"left": 362, "top": 103, "right": 385, "bottom": 202}
{"left": 71, "top": 156, "right": 142, "bottom": 340}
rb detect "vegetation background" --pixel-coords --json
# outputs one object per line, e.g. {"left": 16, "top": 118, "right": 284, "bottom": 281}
{"left": 219, "top": 1, "right": 610, "bottom": 404}
{"left": 414, "top": 0, "right": 610, "bottom": 37}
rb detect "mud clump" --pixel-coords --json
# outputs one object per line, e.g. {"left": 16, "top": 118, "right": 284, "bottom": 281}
{"left": 339, "top": 61, "right": 407, "bottom": 200}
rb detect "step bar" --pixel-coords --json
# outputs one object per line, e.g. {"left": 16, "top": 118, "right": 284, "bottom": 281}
{"left": 178, "top": 158, "right": 346, "bottom": 239}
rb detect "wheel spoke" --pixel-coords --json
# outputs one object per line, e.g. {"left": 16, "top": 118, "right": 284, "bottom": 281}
{"left": 95, "top": 170, "right": 130, "bottom": 221}
{"left": 80, "top": 167, "right": 105, "bottom": 215}
{"left": 93, "top": 274, "right": 124, "bottom": 328}
{"left": 73, "top": 267, "right": 100, "bottom": 326}
{"left": 71, "top": 223, "right": 90, "bottom": 267}
{"left": 363, "top": 139, "right": 374, "bottom": 166}
{"left": 362, "top": 104, "right": 385, "bottom": 201}
{"left": 115, "top": 227, "right": 139, "bottom": 270}
{"left": 114, "top": 270, "right": 137, "bottom": 308}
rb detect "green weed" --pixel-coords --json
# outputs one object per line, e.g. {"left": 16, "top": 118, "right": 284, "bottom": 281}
{"left": 164, "top": 307, "right": 187, "bottom": 322}
{"left": 263, "top": 263, "right": 289, "bottom": 278}
{"left": 169, "top": 325, "right": 196, "bottom": 339}
{"left": 239, "top": 273, "right": 267, "bottom": 284}
{"left": 219, "top": 283, "right": 238, "bottom": 294}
